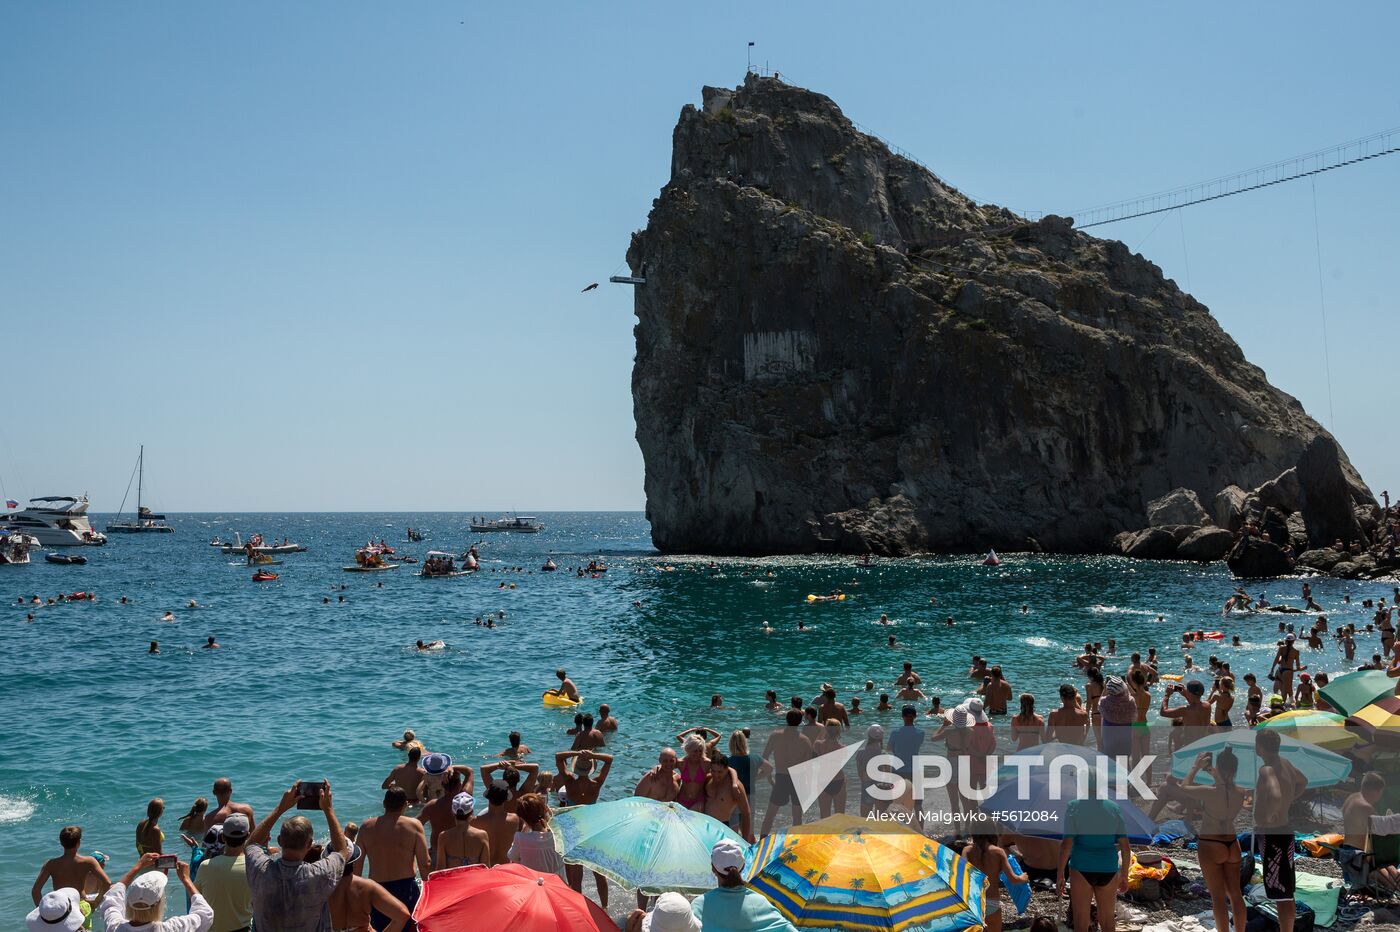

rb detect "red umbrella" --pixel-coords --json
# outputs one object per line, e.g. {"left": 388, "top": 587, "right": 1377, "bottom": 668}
{"left": 414, "top": 863, "right": 617, "bottom": 931}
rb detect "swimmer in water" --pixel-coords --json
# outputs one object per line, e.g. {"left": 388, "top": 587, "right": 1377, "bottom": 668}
{"left": 149, "top": 640, "right": 160, "bottom": 654}
{"left": 887, "top": 634, "right": 897, "bottom": 648}
{"left": 323, "top": 597, "right": 330, "bottom": 604}
{"left": 187, "top": 599, "right": 200, "bottom": 609}
{"left": 416, "top": 639, "right": 446, "bottom": 651}
{"left": 203, "top": 636, "right": 220, "bottom": 650}
{"left": 877, "top": 614, "right": 891, "bottom": 625}
{"left": 1021, "top": 604, "right": 1029, "bottom": 614}
{"left": 161, "top": 611, "right": 175, "bottom": 622}
{"left": 761, "top": 621, "right": 773, "bottom": 634}
{"left": 797, "top": 621, "right": 810, "bottom": 632}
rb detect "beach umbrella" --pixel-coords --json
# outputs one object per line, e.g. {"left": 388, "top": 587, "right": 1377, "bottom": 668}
{"left": 994, "top": 741, "right": 1139, "bottom": 783}
{"left": 1318, "top": 669, "right": 1397, "bottom": 717}
{"left": 1256, "top": 709, "right": 1361, "bottom": 752}
{"left": 1170, "top": 730, "right": 1352, "bottom": 788}
{"left": 979, "top": 774, "right": 1158, "bottom": 842}
{"left": 550, "top": 796, "right": 743, "bottom": 894}
{"left": 745, "top": 813, "right": 984, "bottom": 932}
{"left": 1347, "top": 695, "right": 1400, "bottom": 748}
{"left": 413, "top": 863, "right": 615, "bottom": 931}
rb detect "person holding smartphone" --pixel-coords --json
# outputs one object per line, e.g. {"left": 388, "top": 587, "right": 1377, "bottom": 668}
{"left": 99, "top": 851, "right": 213, "bottom": 931}
{"left": 242, "top": 780, "right": 350, "bottom": 931}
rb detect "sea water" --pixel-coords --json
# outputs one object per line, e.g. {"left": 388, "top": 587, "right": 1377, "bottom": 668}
{"left": 1, "top": 511, "right": 1392, "bottom": 918}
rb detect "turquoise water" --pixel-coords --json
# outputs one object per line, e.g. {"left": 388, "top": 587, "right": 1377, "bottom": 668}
{"left": 3, "top": 511, "right": 1394, "bottom": 920}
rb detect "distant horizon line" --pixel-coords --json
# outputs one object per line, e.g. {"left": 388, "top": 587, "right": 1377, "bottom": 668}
{"left": 69, "top": 508, "right": 650, "bottom": 514}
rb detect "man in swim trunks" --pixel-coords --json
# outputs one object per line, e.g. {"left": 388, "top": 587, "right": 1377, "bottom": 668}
{"left": 817, "top": 687, "right": 849, "bottom": 727}
{"left": 634, "top": 748, "right": 681, "bottom": 802}
{"left": 1254, "top": 730, "right": 1308, "bottom": 932}
{"left": 497, "top": 731, "right": 531, "bottom": 760}
{"left": 473, "top": 783, "right": 522, "bottom": 866}
{"left": 381, "top": 745, "right": 425, "bottom": 807}
{"left": 895, "top": 662, "right": 922, "bottom": 688}
{"left": 554, "top": 750, "right": 613, "bottom": 907}
{"left": 357, "top": 786, "right": 429, "bottom": 931}
{"left": 203, "top": 778, "right": 255, "bottom": 832}
{"left": 704, "top": 756, "right": 754, "bottom": 843}
{"left": 979, "top": 665, "right": 1014, "bottom": 715}
{"left": 331, "top": 845, "right": 410, "bottom": 932}
{"left": 30, "top": 825, "right": 110, "bottom": 907}
{"left": 1046, "top": 684, "right": 1089, "bottom": 744}
{"left": 895, "top": 682, "right": 926, "bottom": 703}
{"left": 760, "top": 709, "right": 815, "bottom": 835}
{"left": 596, "top": 704, "right": 618, "bottom": 732}
{"left": 546, "top": 668, "right": 579, "bottom": 702}
{"left": 968, "top": 656, "right": 989, "bottom": 681}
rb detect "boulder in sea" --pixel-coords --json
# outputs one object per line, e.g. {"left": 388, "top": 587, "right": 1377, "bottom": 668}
{"left": 1212, "top": 486, "right": 1248, "bottom": 533}
{"left": 1295, "top": 548, "right": 1345, "bottom": 572}
{"left": 1226, "top": 538, "right": 1294, "bottom": 578}
{"left": 1177, "top": 527, "right": 1234, "bottom": 562}
{"left": 625, "top": 74, "right": 1373, "bottom": 555}
{"left": 1146, "top": 489, "right": 1210, "bottom": 528}
{"left": 1115, "top": 527, "right": 1182, "bottom": 560}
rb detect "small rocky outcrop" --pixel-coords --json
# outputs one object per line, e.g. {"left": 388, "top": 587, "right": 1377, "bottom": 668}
{"left": 1112, "top": 438, "right": 1396, "bottom": 577}
{"left": 627, "top": 75, "right": 1374, "bottom": 556}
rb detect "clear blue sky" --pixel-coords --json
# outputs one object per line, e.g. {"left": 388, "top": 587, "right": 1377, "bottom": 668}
{"left": 3, "top": 2, "right": 1396, "bottom": 511}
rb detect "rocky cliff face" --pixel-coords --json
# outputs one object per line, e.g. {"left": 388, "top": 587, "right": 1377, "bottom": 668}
{"left": 627, "top": 75, "right": 1373, "bottom": 555}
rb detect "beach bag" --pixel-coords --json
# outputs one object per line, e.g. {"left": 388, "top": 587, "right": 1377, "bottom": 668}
{"left": 1127, "top": 852, "right": 1171, "bottom": 900}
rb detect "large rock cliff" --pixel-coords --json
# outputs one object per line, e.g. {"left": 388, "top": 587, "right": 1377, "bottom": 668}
{"left": 627, "top": 75, "right": 1373, "bottom": 555}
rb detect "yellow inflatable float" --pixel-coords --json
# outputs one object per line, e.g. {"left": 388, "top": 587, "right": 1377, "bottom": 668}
{"left": 805, "top": 593, "right": 847, "bottom": 602}
{"left": 542, "top": 691, "right": 581, "bottom": 707}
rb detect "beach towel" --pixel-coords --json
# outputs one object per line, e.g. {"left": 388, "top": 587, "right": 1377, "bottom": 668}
{"left": 1002, "top": 853, "right": 1031, "bottom": 915}
{"left": 1151, "top": 819, "right": 1192, "bottom": 846}
{"left": 1295, "top": 871, "right": 1341, "bottom": 928}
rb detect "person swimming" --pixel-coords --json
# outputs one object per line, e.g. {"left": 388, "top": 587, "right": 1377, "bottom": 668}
{"left": 416, "top": 639, "right": 446, "bottom": 651}
{"left": 161, "top": 611, "right": 175, "bottom": 622}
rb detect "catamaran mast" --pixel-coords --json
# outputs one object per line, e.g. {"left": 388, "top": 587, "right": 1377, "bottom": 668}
{"left": 137, "top": 445, "right": 144, "bottom": 514}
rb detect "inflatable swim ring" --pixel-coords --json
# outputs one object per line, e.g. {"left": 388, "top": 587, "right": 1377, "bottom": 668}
{"left": 542, "top": 691, "right": 581, "bottom": 708}
{"left": 1160, "top": 673, "right": 1184, "bottom": 681}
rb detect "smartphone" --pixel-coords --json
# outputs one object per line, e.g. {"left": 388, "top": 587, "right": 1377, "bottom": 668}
{"left": 153, "top": 854, "right": 177, "bottom": 871}
{"left": 296, "top": 780, "right": 328, "bottom": 810}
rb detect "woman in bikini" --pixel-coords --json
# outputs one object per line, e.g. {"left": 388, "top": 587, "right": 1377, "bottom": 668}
{"left": 675, "top": 735, "right": 710, "bottom": 811}
{"left": 1010, "top": 693, "right": 1044, "bottom": 751}
{"left": 1178, "top": 750, "right": 1247, "bottom": 932}
{"left": 812, "top": 719, "right": 848, "bottom": 817}
{"left": 434, "top": 792, "right": 491, "bottom": 870}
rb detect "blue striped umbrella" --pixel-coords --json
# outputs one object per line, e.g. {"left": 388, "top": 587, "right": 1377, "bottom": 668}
{"left": 745, "top": 814, "right": 984, "bottom": 932}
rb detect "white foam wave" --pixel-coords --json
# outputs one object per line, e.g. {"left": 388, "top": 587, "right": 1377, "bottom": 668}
{"left": 1024, "top": 636, "right": 1065, "bottom": 650}
{"left": 1089, "top": 605, "right": 1162, "bottom": 616}
{"left": 0, "top": 793, "right": 35, "bottom": 825}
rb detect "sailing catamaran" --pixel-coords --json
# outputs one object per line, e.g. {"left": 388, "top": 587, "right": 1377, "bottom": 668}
{"left": 106, "top": 446, "right": 174, "bottom": 533}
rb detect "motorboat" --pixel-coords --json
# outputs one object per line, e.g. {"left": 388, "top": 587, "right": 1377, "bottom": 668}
{"left": 0, "top": 531, "right": 38, "bottom": 565}
{"left": 3, "top": 497, "right": 107, "bottom": 547}
{"left": 469, "top": 514, "right": 544, "bottom": 533}
{"left": 417, "top": 551, "right": 471, "bottom": 577}
{"left": 46, "top": 552, "right": 87, "bottom": 566}
{"left": 220, "top": 532, "right": 307, "bottom": 556}
{"left": 106, "top": 447, "right": 174, "bottom": 533}
{"left": 407, "top": 528, "right": 426, "bottom": 542}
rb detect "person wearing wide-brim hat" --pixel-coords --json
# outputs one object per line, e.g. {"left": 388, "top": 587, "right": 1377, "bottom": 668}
{"left": 27, "top": 887, "right": 86, "bottom": 932}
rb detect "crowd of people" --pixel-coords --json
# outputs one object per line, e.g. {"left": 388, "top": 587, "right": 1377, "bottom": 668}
{"left": 26, "top": 579, "right": 1400, "bottom": 932}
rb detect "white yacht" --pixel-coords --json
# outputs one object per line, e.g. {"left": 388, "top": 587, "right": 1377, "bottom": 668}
{"left": 469, "top": 514, "right": 545, "bottom": 533}
{"left": 3, "top": 496, "right": 107, "bottom": 546}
